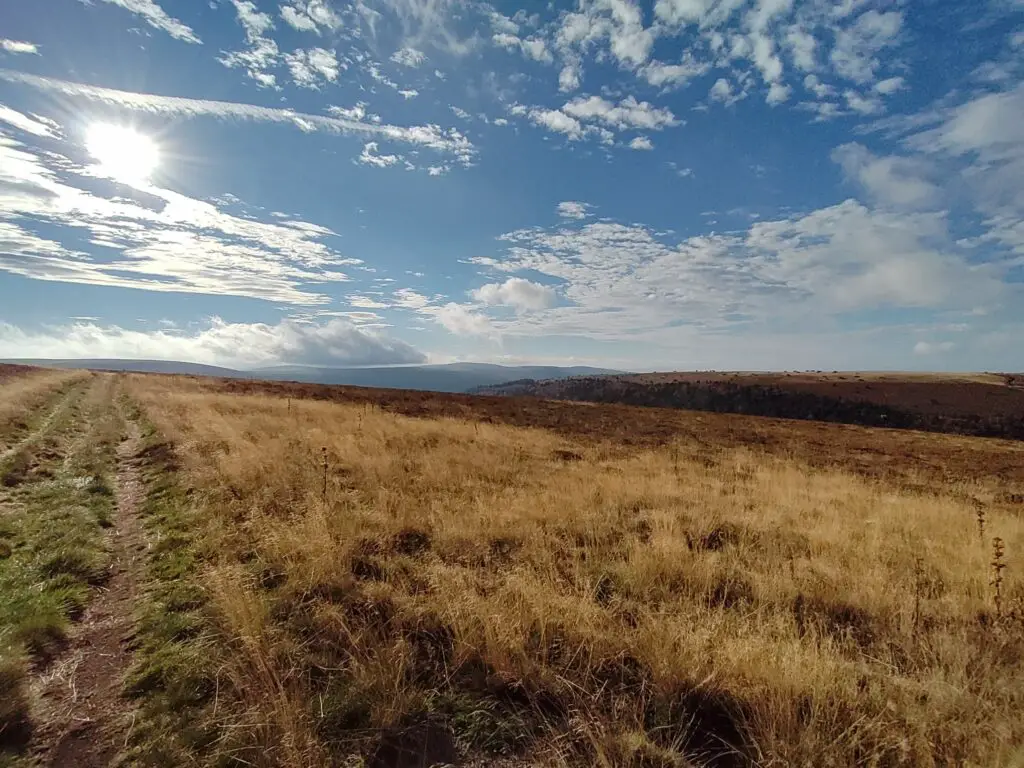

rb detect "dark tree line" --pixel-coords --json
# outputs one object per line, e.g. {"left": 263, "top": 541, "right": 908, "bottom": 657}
{"left": 481, "top": 378, "right": 1024, "bottom": 441}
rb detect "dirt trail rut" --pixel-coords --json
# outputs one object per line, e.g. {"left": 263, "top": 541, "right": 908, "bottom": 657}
{"left": 29, "top": 411, "right": 147, "bottom": 767}
{"left": 0, "top": 385, "right": 82, "bottom": 467}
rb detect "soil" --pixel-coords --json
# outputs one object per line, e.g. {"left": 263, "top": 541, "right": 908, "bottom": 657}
{"left": 27, "top": 416, "right": 146, "bottom": 767}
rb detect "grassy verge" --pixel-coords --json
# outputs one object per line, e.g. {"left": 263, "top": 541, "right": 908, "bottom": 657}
{"left": 0, "top": 376, "right": 121, "bottom": 757}
{"left": 0, "top": 370, "right": 87, "bottom": 458}
{"left": 116, "top": 397, "right": 219, "bottom": 767}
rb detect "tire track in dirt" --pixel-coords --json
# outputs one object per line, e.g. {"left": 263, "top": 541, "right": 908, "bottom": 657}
{"left": 28, "top": 400, "right": 148, "bottom": 767}
{"left": 0, "top": 382, "right": 85, "bottom": 469}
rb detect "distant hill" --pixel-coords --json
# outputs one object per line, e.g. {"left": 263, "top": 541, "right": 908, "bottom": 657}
{"left": 250, "top": 363, "right": 621, "bottom": 393}
{"left": 1, "top": 359, "right": 248, "bottom": 378}
{"left": 2, "top": 359, "right": 621, "bottom": 394}
{"left": 475, "top": 371, "right": 1024, "bottom": 441}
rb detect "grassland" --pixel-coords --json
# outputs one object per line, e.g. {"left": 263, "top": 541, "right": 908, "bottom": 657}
{"left": 116, "top": 373, "right": 1024, "bottom": 767}
{"left": 2, "top": 369, "right": 1023, "bottom": 766}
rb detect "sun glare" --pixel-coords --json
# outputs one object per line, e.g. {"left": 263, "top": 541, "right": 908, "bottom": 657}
{"left": 85, "top": 123, "right": 160, "bottom": 185}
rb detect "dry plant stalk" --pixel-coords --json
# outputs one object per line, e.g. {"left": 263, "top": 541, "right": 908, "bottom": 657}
{"left": 992, "top": 537, "right": 1007, "bottom": 621}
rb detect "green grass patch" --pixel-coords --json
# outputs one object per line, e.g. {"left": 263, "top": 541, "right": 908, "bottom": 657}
{"left": 0, "top": 378, "right": 120, "bottom": 760}
{"left": 118, "top": 404, "right": 220, "bottom": 766}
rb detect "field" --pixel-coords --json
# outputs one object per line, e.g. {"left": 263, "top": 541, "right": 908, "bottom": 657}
{"left": 1, "top": 368, "right": 1024, "bottom": 766}
{"left": 479, "top": 371, "right": 1024, "bottom": 441}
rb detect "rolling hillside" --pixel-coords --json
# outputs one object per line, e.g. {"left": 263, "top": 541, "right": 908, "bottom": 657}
{"left": 477, "top": 371, "right": 1024, "bottom": 440}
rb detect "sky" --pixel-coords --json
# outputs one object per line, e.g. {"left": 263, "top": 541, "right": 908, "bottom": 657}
{"left": 0, "top": 0, "right": 1022, "bottom": 372}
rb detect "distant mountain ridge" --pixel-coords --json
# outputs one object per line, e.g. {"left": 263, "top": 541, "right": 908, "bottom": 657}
{"left": 1, "top": 359, "right": 622, "bottom": 394}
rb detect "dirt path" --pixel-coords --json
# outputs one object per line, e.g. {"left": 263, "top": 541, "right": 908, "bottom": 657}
{"left": 28, "top": 409, "right": 147, "bottom": 766}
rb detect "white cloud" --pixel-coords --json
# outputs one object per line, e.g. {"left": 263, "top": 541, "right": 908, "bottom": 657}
{"left": 279, "top": 0, "right": 342, "bottom": 33}
{"left": 558, "top": 63, "right": 582, "bottom": 92}
{"left": 874, "top": 76, "right": 905, "bottom": 95}
{"left": 0, "top": 105, "right": 57, "bottom": 138}
{"left": 0, "top": 318, "right": 425, "bottom": 367}
{"left": 557, "top": 201, "right": 592, "bottom": 219}
{"left": 220, "top": 0, "right": 280, "bottom": 87}
{"left": 285, "top": 47, "right": 342, "bottom": 88}
{"left": 785, "top": 26, "right": 816, "bottom": 71}
{"left": 629, "top": 136, "right": 654, "bottom": 150}
{"left": 803, "top": 74, "right": 833, "bottom": 98}
{"left": 493, "top": 32, "right": 553, "bottom": 63}
{"left": 1, "top": 40, "right": 39, "bottom": 55}
{"left": 639, "top": 56, "right": 710, "bottom": 88}
{"left": 709, "top": 77, "right": 738, "bottom": 104}
{"left": 527, "top": 107, "right": 586, "bottom": 139}
{"left": 562, "top": 95, "right": 679, "bottom": 130}
{"left": 479, "top": 200, "right": 1006, "bottom": 345}
{"left": 913, "top": 340, "right": 954, "bottom": 356}
{"left": 844, "top": 89, "right": 883, "bottom": 115}
{"left": 433, "top": 303, "right": 494, "bottom": 335}
{"left": 832, "top": 142, "right": 941, "bottom": 210}
{"left": 471, "top": 277, "right": 557, "bottom": 311}
{"left": 391, "top": 47, "right": 426, "bottom": 67}
{"left": 358, "top": 141, "right": 401, "bottom": 167}
{"left": 348, "top": 295, "right": 390, "bottom": 309}
{"left": 0, "top": 70, "right": 476, "bottom": 165}
{"left": 830, "top": 9, "right": 902, "bottom": 84}
{"left": 392, "top": 288, "right": 432, "bottom": 309}
{"left": 0, "top": 136, "right": 358, "bottom": 305}
{"left": 398, "top": 88, "right": 419, "bottom": 99}
{"left": 766, "top": 82, "right": 791, "bottom": 105}
{"left": 96, "top": 0, "right": 201, "bottom": 44}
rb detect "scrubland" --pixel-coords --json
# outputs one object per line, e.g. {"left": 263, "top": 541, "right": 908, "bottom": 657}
{"left": 113, "top": 374, "right": 1024, "bottom": 767}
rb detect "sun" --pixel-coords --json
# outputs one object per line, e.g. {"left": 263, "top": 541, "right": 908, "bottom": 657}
{"left": 85, "top": 123, "right": 160, "bottom": 185}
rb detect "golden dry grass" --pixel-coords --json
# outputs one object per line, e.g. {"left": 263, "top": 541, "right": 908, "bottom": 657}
{"left": 125, "top": 374, "right": 1024, "bottom": 767}
{"left": 0, "top": 368, "right": 88, "bottom": 454}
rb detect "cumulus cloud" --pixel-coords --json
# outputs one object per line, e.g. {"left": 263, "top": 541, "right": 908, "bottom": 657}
{"left": 358, "top": 141, "right": 401, "bottom": 167}
{"left": 709, "top": 77, "right": 739, "bottom": 104}
{"left": 391, "top": 47, "right": 427, "bottom": 67}
{"left": 557, "top": 201, "right": 592, "bottom": 219}
{"left": 562, "top": 95, "right": 679, "bottom": 130}
{"left": 432, "top": 303, "right": 494, "bottom": 335}
{"left": 479, "top": 200, "right": 1007, "bottom": 345}
{"left": 830, "top": 10, "right": 902, "bottom": 84}
{"left": 640, "top": 55, "right": 710, "bottom": 88}
{"left": 285, "top": 47, "right": 342, "bottom": 88}
{"left": 832, "top": 142, "right": 941, "bottom": 209}
{"left": 279, "top": 0, "right": 342, "bottom": 33}
{"left": 0, "top": 318, "right": 426, "bottom": 367}
{"left": 471, "top": 277, "right": 557, "bottom": 311}
{"left": 629, "top": 136, "right": 654, "bottom": 150}
{"left": 96, "top": 0, "right": 200, "bottom": 44}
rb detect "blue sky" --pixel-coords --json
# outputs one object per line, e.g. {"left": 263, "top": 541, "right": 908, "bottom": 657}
{"left": 0, "top": 0, "right": 1022, "bottom": 371}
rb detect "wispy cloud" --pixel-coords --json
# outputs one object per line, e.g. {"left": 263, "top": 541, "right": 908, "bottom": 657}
{"left": 95, "top": 0, "right": 201, "bottom": 44}
{"left": 0, "top": 133, "right": 358, "bottom": 304}
{"left": 0, "top": 70, "right": 476, "bottom": 165}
